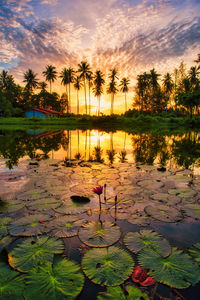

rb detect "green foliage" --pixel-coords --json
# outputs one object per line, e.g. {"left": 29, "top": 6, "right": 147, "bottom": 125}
{"left": 25, "top": 258, "right": 84, "bottom": 300}
{"left": 124, "top": 230, "right": 171, "bottom": 257}
{"left": 0, "top": 217, "right": 12, "bottom": 237}
{"left": 8, "top": 235, "right": 64, "bottom": 272}
{"left": 82, "top": 246, "right": 134, "bottom": 286}
{"left": 138, "top": 247, "right": 200, "bottom": 289}
{"left": 97, "top": 285, "right": 149, "bottom": 300}
{"left": 0, "top": 262, "right": 26, "bottom": 300}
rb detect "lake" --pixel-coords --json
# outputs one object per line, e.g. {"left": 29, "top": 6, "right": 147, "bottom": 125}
{"left": 0, "top": 128, "right": 200, "bottom": 300}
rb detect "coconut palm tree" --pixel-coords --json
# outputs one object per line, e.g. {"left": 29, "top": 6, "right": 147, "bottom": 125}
{"left": 120, "top": 77, "right": 130, "bottom": 112}
{"left": 60, "top": 68, "right": 69, "bottom": 112}
{"left": 74, "top": 76, "right": 82, "bottom": 114}
{"left": 43, "top": 65, "right": 57, "bottom": 93}
{"left": 66, "top": 68, "right": 75, "bottom": 113}
{"left": 107, "top": 68, "right": 118, "bottom": 115}
{"left": 86, "top": 71, "right": 93, "bottom": 115}
{"left": 0, "top": 70, "right": 8, "bottom": 89}
{"left": 39, "top": 81, "right": 48, "bottom": 92}
{"left": 23, "top": 69, "right": 38, "bottom": 92}
{"left": 93, "top": 70, "right": 105, "bottom": 116}
{"left": 189, "top": 66, "right": 200, "bottom": 89}
{"left": 77, "top": 61, "right": 91, "bottom": 114}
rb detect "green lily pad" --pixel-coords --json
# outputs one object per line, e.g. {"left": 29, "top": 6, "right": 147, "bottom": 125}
{"left": 82, "top": 247, "right": 134, "bottom": 286}
{"left": 97, "top": 285, "right": 149, "bottom": 300}
{"left": 150, "top": 193, "right": 181, "bottom": 205}
{"left": 0, "top": 201, "right": 25, "bottom": 213}
{"left": 181, "top": 204, "right": 200, "bottom": 220}
{"left": 124, "top": 230, "right": 171, "bottom": 257}
{"left": 27, "top": 198, "right": 61, "bottom": 211}
{"left": 0, "top": 262, "right": 26, "bottom": 300}
{"left": 18, "top": 188, "right": 48, "bottom": 200}
{"left": 137, "top": 179, "right": 164, "bottom": 190}
{"left": 127, "top": 214, "right": 151, "bottom": 226}
{"left": 8, "top": 235, "right": 64, "bottom": 272}
{"left": 0, "top": 217, "right": 12, "bottom": 237}
{"left": 54, "top": 201, "right": 89, "bottom": 215}
{"left": 109, "top": 202, "right": 135, "bottom": 220}
{"left": 78, "top": 221, "right": 121, "bottom": 247}
{"left": 46, "top": 215, "right": 86, "bottom": 237}
{"left": 8, "top": 214, "right": 51, "bottom": 236}
{"left": 138, "top": 247, "right": 200, "bottom": 289}
{"left": 0, "top": 235, "right": 13, "bottom": 253}
{"left": 188, "top": 243, "right": 200, "bottom": 265}
{"left": 25, "top": 258, "right": 84, "bottom": 300}
{"left": 168, "top": 188, "right": 197, "bottom": 199}
{"left": 144, "top": 204, "right": 183, "bottom": 222}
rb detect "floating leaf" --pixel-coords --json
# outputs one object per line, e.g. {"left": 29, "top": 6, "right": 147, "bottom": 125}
{"left": 144, "top": 204, "right": 182, "bottom": 222}
{"left": 188, "top": 243, "right": 200, "bottom": 265}
{"left": 137, "top": 179, "right": 164, "bottom": 190}
{"left": 0, "top": 262, "right": 26, "bottom": 300}
{"left": 124, "top": 230, "right": 171, "bottom": 257}
{"left": 138, "top": 247, "right": 200, "bottom": 289}
{"left": 27, "top": 198, "right": 61, "bottom": 211}
{"left": 0, "top": 217, "right": 12, "bottom": 237}
{"left": 181, "top": 204, "right": 200, "bottom": 220}
{"left": 168, "top": 188, "right": 197, "bottom": 199}
{"left": 127, "top": 213, "right": 151, "bottom": 226}
{"left": 0, "top": 235, "right": 13, "bottom": 253}
{"left": 82, "top": 247, "right": 134, "bottom": 286}
{"left": 46, "top": 215, "right": 86, "bottom": 237}
{"left": 132, "top": 265, "right": 156, "bottom": 286}
{"left": 8, "top": 235, "right": 64, "bottom": 272}
{"left": 78, "top": 221, "right": 121, "bottom": 247}
{"left": 150, "top": 193, "right": 181, "bottom": 205}
{"left": 54, "top": 201, "right": 89, "bottom": 215}
{"left": 24, "top": 258, "right": 84, "bottom": 300}
{"left": 8, "top": 214, "right": 51, "bottom": 236}
{"left": 97, "top": 285, "right": 149, "bottom": 300}
{"left": 109, "top": 202, "right": 135, "bottom": 220}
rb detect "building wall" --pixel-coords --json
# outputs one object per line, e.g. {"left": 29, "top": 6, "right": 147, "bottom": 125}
{"left": 25, "top": 110, "right": 46, "bottom": 118}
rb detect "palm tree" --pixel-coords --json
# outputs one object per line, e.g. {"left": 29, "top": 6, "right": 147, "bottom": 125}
{"left": 39, "top": 81, "right": 47, "bottom": 92}
{"left": 87, "top": 71, "right": 93, "bottom": 115}
{"left": 189, "top": 66, "right": 200, "bottom": 89}
{"left": 66, "top": 68, "right": 75, "bottom": 113}
{"left": 93, "top": 70, "right": 105, "bottom": 116}
{"left": 0, "top": 70, "right": 8, "bottom": 89}
{"left": 23, "top": 69, "right": 38, "bottom": 92}
{"left": 43, "top": 65, "right": 57, "bottom": 93}
{"left": 107, "top": 68, "right": 118, "bottom": 115}
{"left": 74, "top": 76, "right": 82, "bottom": 114}
{"left": 120, "top": 77, "right": 130, "bottom": 112}
{"left": 78, "top": 61, "right": 91, "bottom": 114}
{"left": 60, "top": 68, "right": 69, "bottom": 112}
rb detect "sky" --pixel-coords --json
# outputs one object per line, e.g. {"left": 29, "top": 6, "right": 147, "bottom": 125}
{"left": 0, "top": 0, "right": 200, "bottom": 114}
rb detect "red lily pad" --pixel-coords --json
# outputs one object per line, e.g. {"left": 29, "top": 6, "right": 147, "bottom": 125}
{"left": 132, "top": 265, "right": 156, "bottom": 286}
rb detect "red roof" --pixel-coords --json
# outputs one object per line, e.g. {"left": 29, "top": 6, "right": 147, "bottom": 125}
{"left": 33, "top": 108, "right": 63, "bottom": 115}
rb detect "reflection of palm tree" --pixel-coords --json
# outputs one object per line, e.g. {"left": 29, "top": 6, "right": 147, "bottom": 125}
{"left": 120, "top": 77, "right": 130, "bottom": 112}
{"left": 118, "top": 150, "right": 127, "bottom": 163}
{"left": 23, "top": 69, "right": 38, "bottom": 92}
{"left": 107, "top": 68, "right": 118, "bottom": 115}
{"left": 93, "top": 70, "right": 105, "bottom": 116}
{"left": 85, "top": 130, "right": 87, "bottom": 161}
{"left": 78, "top": 61, "right": 91, "bottom": 114}
{"left": 74, "top": 76, "right": 82, "bottom": 114}
{"left": 106, "top": 149, "right": 116, "bottom": 166}
{"left": 93, "top": 146, "right": 104, "bottom": 163}
{"left": 43, "top": 65, "right": 57, "bottom": 93}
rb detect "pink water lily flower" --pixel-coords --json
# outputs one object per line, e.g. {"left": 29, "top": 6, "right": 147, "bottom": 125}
{"left": 92, "top": 186, "right": 103, "bottom": 195}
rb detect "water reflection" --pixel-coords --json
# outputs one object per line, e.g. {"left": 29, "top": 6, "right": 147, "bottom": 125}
{"left": 0, "top": 129, "right": 200, "bottom": 171}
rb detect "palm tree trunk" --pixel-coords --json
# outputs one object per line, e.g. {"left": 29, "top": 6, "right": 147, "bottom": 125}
{"left": 125, "top": 92, "right": 127, "bottom": 112}
{"left": 50, "top": 80, "right": 52, "bottom": 93}
{"left": 84, "top": 77, "right": 87, "bottom": 114}
{"left": 69, "top": 83, "right": 71, "bottom": 113}
{"left": 66, "top": 86, "right": 69, "bottom": 114}
{"left": 89, "top": 84, "right": 91, "bottom": 116}
{"left": 77, "top": 90, "right": 79, "bottom": 115}
{"left": 98, "top": 95, "right": 100, "bottom": 116}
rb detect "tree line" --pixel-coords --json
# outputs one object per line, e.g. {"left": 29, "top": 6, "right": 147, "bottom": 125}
{"left": 0, "top": 54, "right": 199, "bottom": 117}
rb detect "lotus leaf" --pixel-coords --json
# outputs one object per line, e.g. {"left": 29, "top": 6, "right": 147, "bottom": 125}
{"left": 0, "top": 201, "right": 25, "bottom": 213}
{"left": 127, "top": 214, "right": 151, "bottom": 226}
{"left": 97, "top": 285, "right": 149, "bottom": 300}
{"left": 82, "top": 247, "right": 134, "bottom": 286}
{"left": 46, "top": 215, "right": 86, "bottom": 237}
{"left": 24, "top": 258, "right": 84, "bottom": 300}
{"left": 124, "top": 230, "right": 171, "bottom": 257}
{"left": 138, "top": 247, "right": 200, "bottom": 289}
{"left": 181, "top": 204, "right": 200, "bottom": 220}
{"left": 8, "top": 214, "right": 51, "bottom": 236}
{"left": 27, "top": 197, "right": 61, "bottom": 211}
{"left": 109, "top": 202, "right": 135, "bottom": 220}
{"left": 0, "top": 235, "right": 13, "bottom": 253}
{"left": 137, "top": 179, "right": 164, "bottom": 190}
{"left": 78, "top": 221, "right": 121, "bottom": 247}
{"left": 168, "top": 188, "right": 197, "bottom": 198}
{"left": 144, "top": 204, "right": 182, "bottom": 222}
{"left": 54, "top": 201, "right": 89, "bottom": 215}
{"left": 0, "top": 262, "right": 26, "bottom": 300}
{"left": 0, "top": 217, "right": 12, "bottom": 237}
{"left": 188, "top": 243, "right": 200, "bottom": 265}
{"left": 8, "top": 235, "right": 64, "bottom": 272}
{"left": 150, "top": 193, "right": 181, "bottom": 205}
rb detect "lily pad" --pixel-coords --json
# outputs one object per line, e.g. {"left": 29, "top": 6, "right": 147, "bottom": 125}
{"left": 0, "top": 262, "right": 26, "bottom": 300}
{"left": 0, "top": 201, "right": 25, "bottom": 213}
{"left": 150, "top": 193, "right": 181, "bottom": 205}
{"left": 54, "top": 201, "right": 89, "bottom": 215}
{"left": 124, "top": 230, "right": 171, "bottom": 257}
{"left": 168, "top": 188, "right": 197, "bottom": 199}
{"left": 8, "top": 235, "right": 64, "bottom": 272}
{"left": 82, "top": 247, "right": 134, "bottom": 286}
{"left": 24, "top": 258, "right": 84, "bottom": 300}
{"left": 0, "top": 217, "right": 12, "bottom": 237}
{"left": 109, "top": 202, "right": 135, "bottom": 220}
{"left": 138, "top": 247, "right": 200, "bottom": 289}
{"left": 137, "top": 179, "right": 164, "bottom": 190}
{"left": 181, "top": 204, "right": 200, "bottom": 220}
{"left": 127, "top": 214, "right": 151, "bottom": 226}
{"left": 0, "top": 235, "right": 13, "bottom": 253}
{"left": 8, "top": 214, "right": 51, "bottom": 236}
{"left": 97, "top": 285, "right": 149, "bottom": 300}
{"left": 144, "top": 204, "right": 182, "bottom": 222}
{"left": 188, "top": 243, "right": 200, "bottom": 265}
{"left": 78, "top": 221, "right": 121, "bottom": 247}
{"left": 46, "top": 215, "right": 86, "bottom": 237}
{"left": 27, "top": 198, "right": 61, "bottom": 211}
